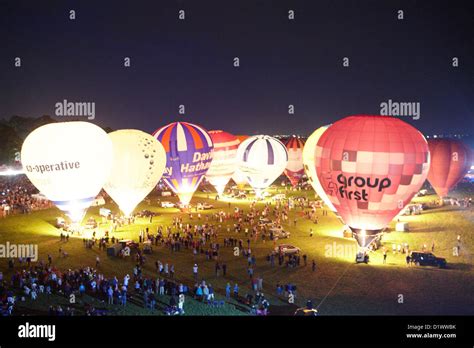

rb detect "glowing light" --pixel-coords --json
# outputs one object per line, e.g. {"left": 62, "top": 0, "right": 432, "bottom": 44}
{"left": 0, "top": 168, "right": 24, "bottom": 176}
{"left": 103, "top": 129, "right": 166, "bottom": 216}
{"left": 21, "top": 121, "right": 113, "bottom": 223}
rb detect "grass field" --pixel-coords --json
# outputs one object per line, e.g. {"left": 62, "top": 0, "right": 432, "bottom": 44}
{"left": 1, "top": 182, "right": 473, "bottom": 315}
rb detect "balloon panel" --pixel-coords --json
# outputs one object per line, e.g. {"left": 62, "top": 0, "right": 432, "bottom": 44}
{"left": 153, "top": 122, "right": 214, "bottom": 204}
{"left": 103, "top": 129, "right": 166, "bottom": 216}
{"left": 427, "top": 139, "right": 472, "bottom": 198}
{"left": 315, "top": 116, "right": 430, "bottom": 239}
{"left": 21, "top": 121, "right": 113, "bottom": 222}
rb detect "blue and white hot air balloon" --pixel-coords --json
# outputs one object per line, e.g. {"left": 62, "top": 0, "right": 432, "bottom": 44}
{"left": 153, "top": 121, "right": 214, "bottom": 205}
{"left": 236, "top": 135, "right": 288, "bottom": 197}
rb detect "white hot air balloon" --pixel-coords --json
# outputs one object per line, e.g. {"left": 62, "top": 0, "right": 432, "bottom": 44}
{"left": 302, "top": 125, "right": 337, "bottom": 212}
{"left": 236, "top": 135, "right": 288, "bottom": 197}
{"left": 103, "top": 129, "right": 166, "bottom": 216}
{"left": 21, "top": 122, "right": 113, "bottom": 222}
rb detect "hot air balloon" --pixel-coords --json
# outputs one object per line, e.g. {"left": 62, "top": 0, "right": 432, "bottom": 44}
{"left": 153, "top": 122, "right": 214, "bottom": 205}
{"left": 236, "top": 135, "right": 288, "bottom": 197}
{"left": 21, "top": 122, "right": 113, "bottom": 223}
{"left": 303, "top": 126, "right": 338, "bottom": 213}
{"left": 103, "top": 130, "right": 166, "bottom": 216}
{"left": 284, "top": 136, "right": 305, "bottom": 187}
{"left": 232, "top": 135, "right": 250, "bottom": 189}
{"left": 427, "top": 139, "right": 472, "bottom": 199}
{"left": 205, "top": 130, "right": 240, "bottom": 196}
{"left": 315, "top": 115, "right": 430, "bottom": 248}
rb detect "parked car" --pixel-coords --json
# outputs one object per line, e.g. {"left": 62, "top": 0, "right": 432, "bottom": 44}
{"left": 259, "top": 217, "right": 273, "bottom": 225}
{"left": 197, "top": 203, "right": 214, "bottom": 210}
{"left": 84, "top": 218, "right": 98, "bottom": 229}
{"left": 269, "top": 227, "right": 290, "bottom": 239}
{"left": 274, "top": 244, "right": 300, "bottom": 255}
{"left": 410, "top": 251, "right": 447, "bottom": 268}
{"left": 272, "top": 193, "right": 286, "bottom": 200}
{"left": 138, "top": 210, "right": 158, "bottom": 217}
{"left": 161, "top": 201, "right": 176, "bottom": 208}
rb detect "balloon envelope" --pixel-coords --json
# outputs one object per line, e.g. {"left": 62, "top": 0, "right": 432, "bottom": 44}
{"left": 153, "top": 122, "right": 214, "bottom": 204}
{"left": 103, "top": 130, "right": 166, "bottom": 216}
{"left": 284, "top": 136, "right": 305, "bottom": 187}
{"left": 427, "top": 139, "right": 472, "bottom": 198}
{"left": 21, "top": 122, "right": 113, "bottom": 222}
{"left": 302, "top": 126, "right": 337, "bottom": 213}
{"left": 205, "top": 130, "right": 240, "bottom": 195}
{"left": 315, "top": 116, "right": 430, "bottom": 247}
{"left": 236, "top": 135, "right": 288, "bottom": 195}
{"left": 232, "top": 135, "right": 250, "bottom": 188}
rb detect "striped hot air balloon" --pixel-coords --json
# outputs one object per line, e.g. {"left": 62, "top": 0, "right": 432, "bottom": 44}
{"left": 153, "top": 122, "right": 214, "bottom": 205}
{"left": 315, "top": 115, "right": 430, "bottom": 248}
{"left": 205, "top": 130, "right": 240, "bottom": 195}
{"left": 232, "top": 135, "right": 250, "bottom": 189}
{"left": 284, "top": 136, "right": 305, "bottom": 187}
{"left": 236, "top": 135, "right": 288, "bottom": 197}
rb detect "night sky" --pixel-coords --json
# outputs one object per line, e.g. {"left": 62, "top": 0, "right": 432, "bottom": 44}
{"left": 1, "top": 0, "right": 473, "bottom": 136}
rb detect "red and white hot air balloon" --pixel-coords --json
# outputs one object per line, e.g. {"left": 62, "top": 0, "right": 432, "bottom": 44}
{"left": 205, "top": 130, "right": 240, "bottom": 195}
{"left": 427, "top": 139, "right": 472, "bottom": 199}
{"left": 232, "top": 135, "right": 250, "bottom": 189}
{"left": 284, "top": 136, "right": 305, "bottom": 187}
{"left": 315, "top": 115, "right": 430, "bottom": 247}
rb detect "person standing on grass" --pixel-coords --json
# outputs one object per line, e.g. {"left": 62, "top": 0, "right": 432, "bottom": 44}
{"left": 107, "top": 286, "right": 114, "bottom": 305}
{"left": 233, "top": 283, "right": 239, "bottom": 298}
{"left": 383, "top": 250, "right": 387, "bottom": 264}
{"left": 222, "top": 263, "right": 227, "bottom": 276}
{"left": 215, "top": 261, "right": 220, "bottom": 277}
{"left": 312, "top": 260, "right": 316, "bottom": 272}
{"left": 96, "top": 256, "right": 100, "bottom": 268}
{"left": 193, "top": 264, "right": 198, "bottom": 281}
{"left": 226, "top": 283, "right": 231, "bottom": 298}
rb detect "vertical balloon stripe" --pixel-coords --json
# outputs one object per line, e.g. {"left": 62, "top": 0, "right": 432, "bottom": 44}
{"left": 176, "top": 123, "right": 188, "bottom": 151}
{"left": 266, "top": 139, "right": 274, "bottom": 164}
{"left": 159, "top": 125, "right": 174, "bottom": 152}
{"left": 243, "top": 138, "right": 258, "bottom": 162}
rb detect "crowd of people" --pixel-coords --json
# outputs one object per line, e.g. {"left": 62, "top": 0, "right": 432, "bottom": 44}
{"left": 0, "top": 176, "right": 52, "bottom": 217}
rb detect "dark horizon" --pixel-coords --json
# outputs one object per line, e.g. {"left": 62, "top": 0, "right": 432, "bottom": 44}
{"left": 1, "top": 0, "right": 473, "bottom": 136}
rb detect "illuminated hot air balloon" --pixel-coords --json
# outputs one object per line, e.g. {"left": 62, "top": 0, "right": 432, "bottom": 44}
{"left": 205, "top": 130, "right": 240, "bottom": 195}
{"left": 232, "top": 135, "right": 249, "bottom": 189}
{"left": 284, "top": 136, "right": 305, "bottom": 187}
{"left": 153, "top": 122, "right": 214, "bottom": 205}
{"left": 302, "top": 125, "right": 337, "bottom": 213}
{"left": 315, "top": 115, "right": 430, "bottom": 247}
{"left": 103, "top": 130, "right": 166, "bottom": 216}
{"left": 427, "top": 138, "right": 472, "bottom": 198}
{"left": 21, "top": 122, "right": 113, "bottom": 222}
{"left": 236, "top": 135, "right": 288, "bottom": 197}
